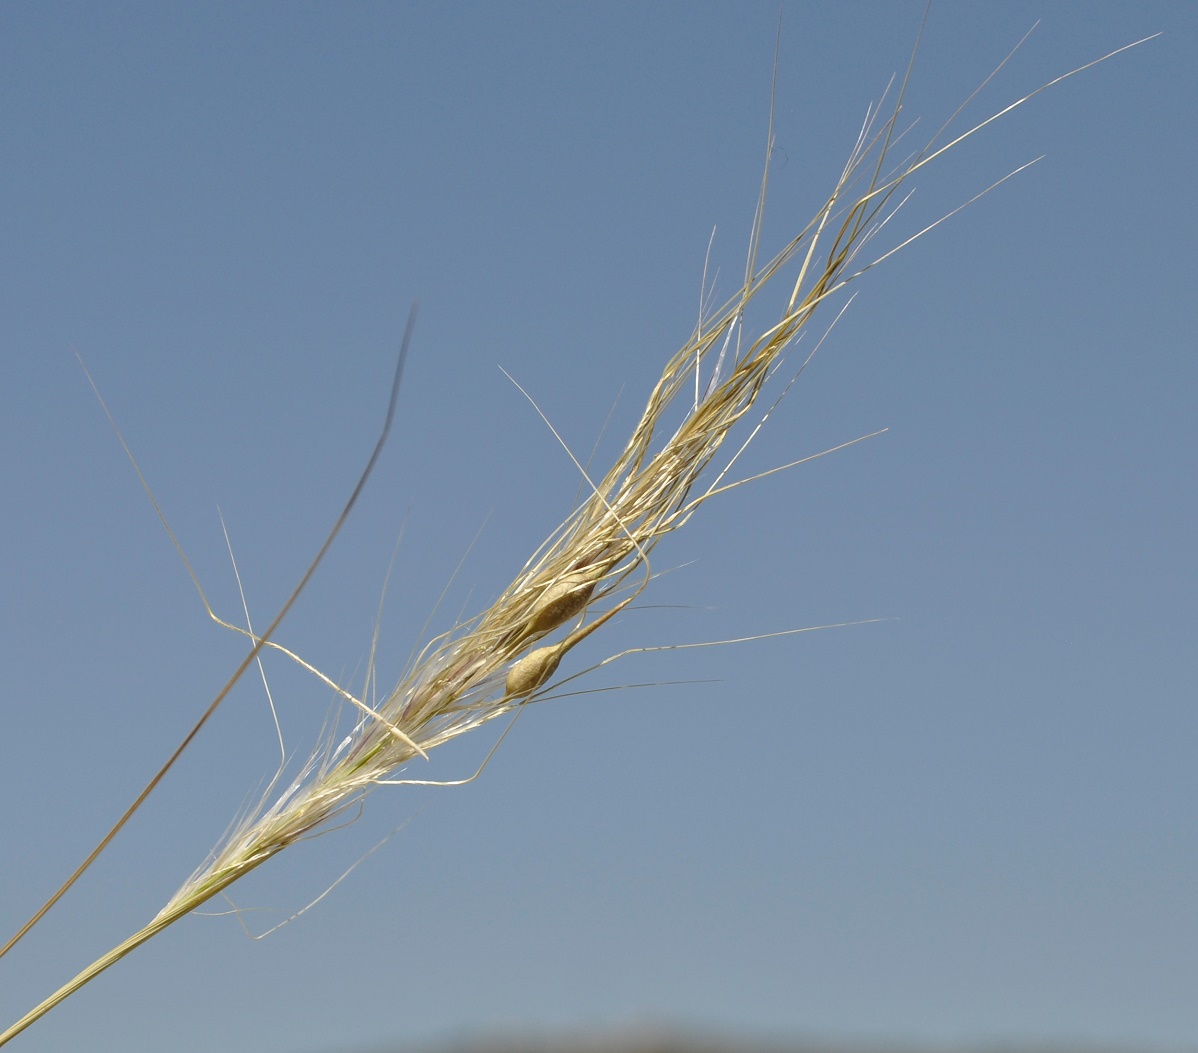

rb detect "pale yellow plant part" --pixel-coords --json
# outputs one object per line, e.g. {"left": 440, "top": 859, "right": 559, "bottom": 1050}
{"left": 0, "top": 28, "right": 1155, "bottom": 1047}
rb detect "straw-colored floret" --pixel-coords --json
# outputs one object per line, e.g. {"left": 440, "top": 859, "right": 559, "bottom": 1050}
{"left": 525, "top": 570, "right": 598, "bottom": 637}
{"left": 506, "top": 643, "right": 565, "bottom": 699}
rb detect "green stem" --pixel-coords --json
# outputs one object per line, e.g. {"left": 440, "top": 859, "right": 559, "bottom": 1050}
{"left": 0, "top": 855, "right": 272, "bottom": 1047}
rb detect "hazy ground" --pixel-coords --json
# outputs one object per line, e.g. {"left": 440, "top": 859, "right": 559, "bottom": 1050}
{"left": 356, "top": 1032, "right": 1195, "bottom": 1053}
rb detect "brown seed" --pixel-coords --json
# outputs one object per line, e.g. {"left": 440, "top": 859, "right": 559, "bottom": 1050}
{"left": 526, "top": 571, "right": 596, "bottom": 637}
{"left": 505, "top": 643, "right": 563, "bottom": 698}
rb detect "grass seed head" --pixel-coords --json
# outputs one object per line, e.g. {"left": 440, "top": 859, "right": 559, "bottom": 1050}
{"left": 0, "top": 27, "right": 1158, "bottom": 1047}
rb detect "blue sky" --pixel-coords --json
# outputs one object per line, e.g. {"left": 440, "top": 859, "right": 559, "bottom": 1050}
{"left": 1, "top": 3, "right": 1195, "bottom": 1052}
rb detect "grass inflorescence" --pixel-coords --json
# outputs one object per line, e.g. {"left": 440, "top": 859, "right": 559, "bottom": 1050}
{"left": 0, "top": 24, "right": 1155, "bottom": 1047}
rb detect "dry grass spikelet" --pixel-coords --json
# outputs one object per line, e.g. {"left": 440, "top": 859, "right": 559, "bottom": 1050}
{"left": 506, "top": 643, "right": 566, "bottom": 699}
{"left": 526, "top": 570, "right": 599, "bottom": 638}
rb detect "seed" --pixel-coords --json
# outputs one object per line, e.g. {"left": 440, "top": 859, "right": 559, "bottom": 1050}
{"left": 505, "top": 643, "right": 563, "bottom": 698}
{"left": 526, "top": 570, "right": 596, "bottom": 637}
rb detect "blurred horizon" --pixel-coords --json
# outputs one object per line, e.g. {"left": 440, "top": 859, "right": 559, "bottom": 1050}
{"left": 348, "top": 1031, "right": 1198, "bottom": 1053}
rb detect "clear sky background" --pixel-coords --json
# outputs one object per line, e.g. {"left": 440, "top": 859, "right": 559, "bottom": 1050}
{"left": 2, "top": 3, "right": 1195, "bottom": 1052}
